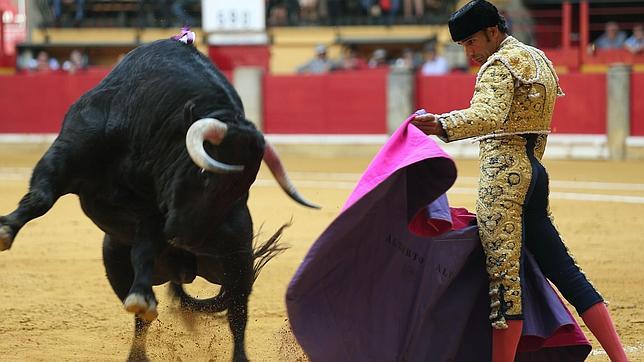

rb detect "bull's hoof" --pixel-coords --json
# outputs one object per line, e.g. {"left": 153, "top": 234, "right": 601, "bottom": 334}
{"left": 0, "top": 225, "right": 13, "bottom": 251}
{"left": 124, "top": 293, "right": 158, "bottom": 322}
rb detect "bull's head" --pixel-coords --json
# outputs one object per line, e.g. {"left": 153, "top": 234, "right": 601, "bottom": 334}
{"left": 183, "top": 103, "right": 319, "bottom": 209}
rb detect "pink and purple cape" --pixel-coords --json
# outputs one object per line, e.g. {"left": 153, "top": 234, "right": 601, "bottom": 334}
{"left": 286, "top": 116, "right": 591, "bottom": 361}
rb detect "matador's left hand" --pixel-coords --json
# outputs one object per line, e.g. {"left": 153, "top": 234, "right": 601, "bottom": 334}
{"left": 411, "top": 113, "right": 446, "bottom": 137}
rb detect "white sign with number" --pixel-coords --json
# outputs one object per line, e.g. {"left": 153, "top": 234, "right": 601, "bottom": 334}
{"left": 202, "top": 0, "right": 265, "bottom": 33}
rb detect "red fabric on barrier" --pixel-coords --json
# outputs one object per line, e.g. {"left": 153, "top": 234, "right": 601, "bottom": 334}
{"left": 263, "top": 70, "right": 388, "bottom": 134}
{"left": 632, "top": 73, "right": 644, "bottom": 137}
{"left": 583, "top": 49, "right": 644, "bottom": 65}
{"left": 416, "top": 73, "right": 475, "bottom": 115}
{"left": 552, "top": 74, "right": 605, "bottom": 134}
{"left": 543, "top": 48, "right": 580, "bottom": 71}
{"left": 208, "top": 45, "right": 270, "bottom": 73}
{"left": 415, "top": 73, "right": 606, "bottom": 134}
{"left": 0, "top": 70, "right": 109, "bottom": 133}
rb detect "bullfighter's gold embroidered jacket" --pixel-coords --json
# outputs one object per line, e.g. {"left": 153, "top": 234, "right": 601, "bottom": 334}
{"left": 436, "top": 36, "right": 568, "bottom": 329}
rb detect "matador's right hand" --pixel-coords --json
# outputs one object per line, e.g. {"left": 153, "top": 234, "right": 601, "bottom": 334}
{"left": 411, "top": 113, "right": 446, "bottom": 137}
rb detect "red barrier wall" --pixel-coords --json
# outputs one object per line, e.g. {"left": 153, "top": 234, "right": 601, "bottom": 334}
{"left": 0, "top": 70, "right": 632, "bottom": 137}
{"left": 632, "top": 73, "right": 644, "bottom": 137}
{"left": 416, "top": 74, "right": 475, "bottom": 115}
{"left": 553, "top": 73, "right": 606, "bottom": 134}
{"left": 263, "top": 70, "right": 388, "bottom": 134}
{"left": 415, "top": 73, "right": 606, "bottom": 134}
{"left": 208, "top": 45, "right": 270, "bottom": 73}
{"left": 0, "top": 69, "right": 110, "bottom": 133}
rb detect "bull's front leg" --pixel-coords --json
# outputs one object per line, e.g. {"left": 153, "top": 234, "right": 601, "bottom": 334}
{"left": 127, "top": 316, "right": 153, "bottom": 362}
{"left": 222, "top": 251, "right": 254, "bottom": 362}
{"left": 1, "top": 149, "right": 71, "bottom": 251}
{"left": 124, "top": 234, "right": 164, "bottom": 322}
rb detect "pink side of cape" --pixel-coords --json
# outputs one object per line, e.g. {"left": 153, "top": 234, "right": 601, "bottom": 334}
{"left": 341, "top": 114, "right": 590, "bottom": 351}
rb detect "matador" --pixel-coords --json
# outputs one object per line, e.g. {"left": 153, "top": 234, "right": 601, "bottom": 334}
{"left": 411, "top": 1, "right": 628, "bottom": 361}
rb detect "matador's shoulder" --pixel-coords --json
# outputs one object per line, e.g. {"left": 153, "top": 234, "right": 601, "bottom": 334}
{"left": 477, "top": 36, "right": 563, "bottom": 95}
{"left": 478, "top": 37, "right": 537, "bottom": 83}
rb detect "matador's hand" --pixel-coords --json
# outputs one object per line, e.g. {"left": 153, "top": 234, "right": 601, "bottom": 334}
{"left": 411, "top": 113, "right": 446, "bottom": 137}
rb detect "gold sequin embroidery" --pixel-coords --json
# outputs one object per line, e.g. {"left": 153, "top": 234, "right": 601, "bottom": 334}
{"left": 435, "top": 36, "right": 566, "bottom": 329}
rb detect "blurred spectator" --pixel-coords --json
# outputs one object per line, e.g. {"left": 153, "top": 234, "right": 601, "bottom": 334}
{"left": 426, "top": 0, "right": 442, "bottom": 10}
{"left": 296, "top": 44, "right": 333, "bottom": 74}
{"left": 625, "top": 24, "right": 644, "bottom": 54}
{"left": 299, "top": 0, "right": 318, "bottom": 22}
{"left": 403, "top": 0, "right": 424, "bottom": 21}
{"left": 502, "top": 0, "right": 535, "bottom": 46}
{"left": 52, "top": 0, "right": 85, "bottom": 27}
{"left": 172, "top": 0, "right": 199, "bottom": 26}
{"left": 325, "top": 0, "right": 342, "bottom": 25}
{"left": 443, "top": 41, "right": 468, "bottom": 72}
{"left": 62, "top": 49, "right": 88, "bottom": 73}
{"left": 392, "top": 48, "right": 419, "bottom": 70}
{"left": 368, "top": 48, "right": 389, "bottom": 68}
{"left": 139, "top": 0, "right": 173, "bottom": 27}
{"left": 594, "top": 22, "right": 627, "bottom": 49}
{"left": 267, "top": 0, "right": 299, "bottom": 26}
{"left": 332, "top": 45, "right": 368, "bottom": 71}
{"left": 17, "top": 50, "right": 35, "bottom": 72}
{"left": 420, "top": 44, "right": 448, "bottom": 75}
{"left": 380, "top": 0, "right": 401, "bottom": 26}
{"left": 35, "top": 50, "right": 60, "bottom": 72}
{"left": 359, "top": 0, "right": 378, "bottom": 16}
{"left": 359, "top": 0, "right": 400, "bottom": 25}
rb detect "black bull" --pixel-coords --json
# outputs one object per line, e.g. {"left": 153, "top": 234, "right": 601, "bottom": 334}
{"left": 0, "top": 39, "right": 318, "bottom": 361}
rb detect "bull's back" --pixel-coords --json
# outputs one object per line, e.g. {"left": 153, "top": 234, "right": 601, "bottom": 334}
{"left": 67, "top": 40, "right": 243, "bottom": 132}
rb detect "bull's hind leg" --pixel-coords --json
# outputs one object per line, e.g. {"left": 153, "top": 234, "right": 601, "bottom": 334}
{"left": 103, "top": 234, "right": 153, "bottom": 361}
{"left": 0, "top": 143, "right": 79, "bottom": 251}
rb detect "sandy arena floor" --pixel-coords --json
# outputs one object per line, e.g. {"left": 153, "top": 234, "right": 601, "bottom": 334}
{"left": 0, "top": 143, "right": 643, "bottom": 361}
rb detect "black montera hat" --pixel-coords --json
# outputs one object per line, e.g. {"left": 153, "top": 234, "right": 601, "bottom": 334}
{"left": 448, "top": 0, "right": 501, "bottom": 42}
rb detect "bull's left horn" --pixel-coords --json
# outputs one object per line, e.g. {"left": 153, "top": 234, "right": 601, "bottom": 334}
{"left": 186, "top": 118, "right": 245, "bottom": 173}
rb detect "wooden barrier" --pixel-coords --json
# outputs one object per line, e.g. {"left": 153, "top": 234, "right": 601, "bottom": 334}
{"left": 263, "top": 69, "right": 388, "bottom": 134}
{"left": 0, "top": 69, "right": 109, "bottom": 133}
{"left": 415, "top": 72, "right": 606, "bottom": 134}
{"left": 0, "top": 69, "right": 637, "bottom": 137}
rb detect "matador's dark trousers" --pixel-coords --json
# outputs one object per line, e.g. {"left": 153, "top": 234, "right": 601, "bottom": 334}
{"left": 477, "top": 134, "right": 604, "bottom": 329}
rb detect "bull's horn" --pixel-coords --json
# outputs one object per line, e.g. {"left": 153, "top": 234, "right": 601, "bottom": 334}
{"left": 263, "top": 142, "right": 320, "bottom": 209}
{"left": 185, "top": 118, "right": 245, "bottom": 173}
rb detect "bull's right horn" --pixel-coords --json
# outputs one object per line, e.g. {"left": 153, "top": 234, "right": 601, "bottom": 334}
{"left": 186, "top": 118, "right": 245, "bottom": 173}
{"left": 263, "top": 142, "right": 320, "bottom": 209}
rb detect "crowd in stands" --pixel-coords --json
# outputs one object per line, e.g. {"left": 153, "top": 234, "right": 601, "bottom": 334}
{"left": 593, "top": 21, "right": 644, "bottom": 54}
{"left": 268, "top": 0, "right": 451, "bottom": 26}
{"left": 16, "top": 49, "right": 89, "bottom": 73}
{"left": 43, "top": 0, "right": 200, "bottom": 28}
{"left": 42, "top": 0, "right": 454, "bottom": 28}
{"left": 296, "top": 42, "right": 453, "bottom": 75}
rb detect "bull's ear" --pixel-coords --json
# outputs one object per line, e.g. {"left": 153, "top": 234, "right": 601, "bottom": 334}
{"left": 184, "top": 100, "right": 196, "bottom": 125}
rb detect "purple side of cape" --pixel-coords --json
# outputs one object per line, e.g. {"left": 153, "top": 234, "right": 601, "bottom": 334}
{"left": 286, "top": 118, "right": 591, "bottom": 361}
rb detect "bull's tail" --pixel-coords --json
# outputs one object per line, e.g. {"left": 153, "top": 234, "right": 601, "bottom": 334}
{"left": 168, "top": 223, "right": 290, "bottom": 313}
{"left": 252, "top": 222, "right": 290, "bottom": 282}
{"left": 168, "top": 282, "right": 228, "bottom": 313}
